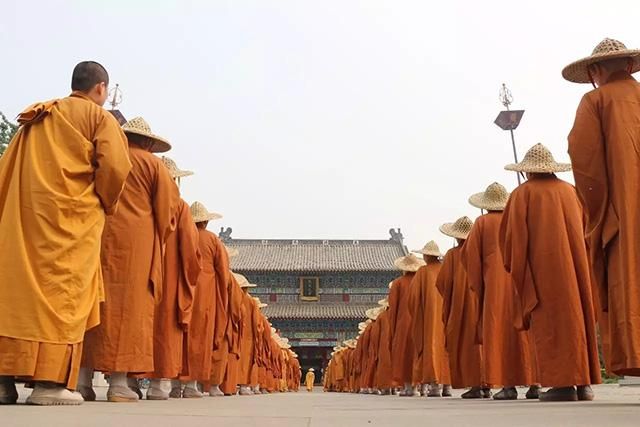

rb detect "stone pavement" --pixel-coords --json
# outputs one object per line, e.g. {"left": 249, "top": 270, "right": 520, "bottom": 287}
{"left": 3, "top": 384, "right": 640, "bottom": 427}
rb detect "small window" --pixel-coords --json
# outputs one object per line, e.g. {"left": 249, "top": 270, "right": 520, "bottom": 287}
{"left": 300, "top": 277, "right": 320, "bottom": 301}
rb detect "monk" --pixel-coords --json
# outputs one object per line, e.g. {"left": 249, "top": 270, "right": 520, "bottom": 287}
{"left": 499, "top": 143, "right": 602, "bottom": 401}
{"left": 305, "top": 369, "right": 315, "bottom": 392}
{"left": 236, "top": 275, "right": 258, "bottom": 395}
{"left": 220, "top": 273, "right": 249, "bottom": 395}
{"left": 462, "top": 183, "right": 536, "bottom": 400}
{"left": 388, "top": 254, "right": 425, "bottom": 396}
{"left": 0, "top": 61, "right": 131, "bottom": 405}
{"left": 373, "top": 306, "right": 393, "bottom": 394}
{"left": 409, "top": 241, "right": 452, "bottom": 398}
{"left": 145, "top": 158, "right": 201, "bottom": 400}
{"left": 565, "top": 38, "right": 640, "bottom": 377}
{"left": 80, "top": 116, "right": 180, "bottom": 402}
{"left": 251, "top": 297, "right": 267, "bottom": 394}
{"left": 436, "top": 216, "right": 487, "bottom": 398}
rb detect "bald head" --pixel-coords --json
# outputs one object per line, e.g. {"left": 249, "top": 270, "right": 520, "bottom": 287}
{"left": 71, "top": 61, "right": 110, "bottom": 106}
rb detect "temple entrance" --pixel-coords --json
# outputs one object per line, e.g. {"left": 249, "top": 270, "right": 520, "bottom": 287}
{"left": 294, "top": 346, "right": 332, "bottom": 384}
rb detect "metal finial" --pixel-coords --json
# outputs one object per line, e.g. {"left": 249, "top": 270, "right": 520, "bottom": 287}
{"left": 499, "top": 83, "right": 513, "bottom": 110}
{"left": 108, "top": 84, "right": 123, "bottom": 110}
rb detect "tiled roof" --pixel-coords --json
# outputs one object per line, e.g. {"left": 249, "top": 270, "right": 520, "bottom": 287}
{"left": 226, "top": 239, "right": 407, "bottom": 272}
{"left": 263, "top": 304, "right": 374, "bottom": 320}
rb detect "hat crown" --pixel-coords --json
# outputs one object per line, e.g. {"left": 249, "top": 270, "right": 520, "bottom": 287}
{"left": 522, "top": 143, "right": 556, "bottom": 165}
{"left": 122, "top": 117, "right": 152, "bottom": 133}
{"left": 484, "top": 182, "right": 509, "bottom": 203}
{"left": 453, "top": 216, "right": 473, "bottom": 234}
{"left": 424, "top": 240, "right": 440, "bottom": 253}
{"left": 190, "top": 201, "right": 207, "bottom": 219}
{"left": 593, "top": 38, "right": 628, "bottom": 55}
{"left": 162, "top": 156, "right": 178, "bottom": 170}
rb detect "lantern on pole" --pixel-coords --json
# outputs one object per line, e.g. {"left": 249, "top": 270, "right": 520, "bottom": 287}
{"left": 494, "top": 83, "right": 525, "bottom": 184}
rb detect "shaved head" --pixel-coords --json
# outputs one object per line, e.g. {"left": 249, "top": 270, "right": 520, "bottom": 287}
{"left": 71, "top": 61, "right": 109, "bottom": 92}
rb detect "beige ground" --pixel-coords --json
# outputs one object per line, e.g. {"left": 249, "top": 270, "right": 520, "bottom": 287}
{"left": 3, "top": 384, "right": 639, "bottom": 426}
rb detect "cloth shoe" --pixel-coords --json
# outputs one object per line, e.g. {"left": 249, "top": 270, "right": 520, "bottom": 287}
{"left": 26, "top": 383, "right": 83, "bottom": 406}
{"left": 539, "top": 387, "right": 578, "bottom": 402}
{"left": 239, "top": 385, "right": 253, "bottom": 396}
{"left": 169, "top": 387, "right": 182, "bottom": 398}
{"left": 183, "top": 386, "right": 203, "bottom": 398}
{"left": 209, "top": 385, "right": 224, "bottom": 397}
{"left": 442, "top": 385, "right": 452, "bottom": 397}
{"left": 525, "top": 385, "right": 541, "bottom": 399}
{"left": 78, "top": 385, "right": 96, "bottom": 402}
{"left": 577, "top": 385, "right": 594, "bottom": 401}
{"left": 493, "top": 387, "right": 518, "bottom": 400}
{"left": 147, "top": 386, "right": 169, "bottom": 400}
{"left": 461, "top": 386, "right": 483, "bottom": 399}
{"left": 107, "top": 384, "right": 140, "bottom": 402}
{"left": 253, "top": 386, "right": 262, "bottom": 394}
{"left": 427, "top": 383, "right": 442, "bottom": 397}
{"left": 0, "top": 378, "right": 18, "bottom": 405}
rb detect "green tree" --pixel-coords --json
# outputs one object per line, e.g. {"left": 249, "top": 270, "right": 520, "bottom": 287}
{"left": 0, "top": 111, "right": 18, "bottom": 157}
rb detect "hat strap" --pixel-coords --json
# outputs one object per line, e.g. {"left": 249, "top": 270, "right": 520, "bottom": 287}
{"left": 587, "top": 66, "right": 596, "bottom": 89}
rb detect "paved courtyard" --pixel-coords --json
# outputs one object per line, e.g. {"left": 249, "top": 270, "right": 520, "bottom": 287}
{"left": 3, "top": 384, "right": 640, "bottom": 426}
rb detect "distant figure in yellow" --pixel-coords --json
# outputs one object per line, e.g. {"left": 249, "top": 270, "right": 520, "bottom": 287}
{"left": 0, "top": 61, "right": 131, "bottom": 405}
{"left": 305, "top": 368, "right": 316, "bottom": 392}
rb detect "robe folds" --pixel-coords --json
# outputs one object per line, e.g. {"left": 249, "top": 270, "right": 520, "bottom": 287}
{"left": 209, "top": 270, "right": 232, "bottom": 385}
{"left": 0, "top": 92, "right": 130, "bottom": 388}
{"left": 409, "top": 263, "right": 451, "bottom": 386}
{"left": 568, "top": 71, "right": 640, "bottom": 376}
{"left": 389, "top": 273, "right": 417, "bottom": 386}
{"left": 436, "top": 246, "right": 483, "bottom": 388}
{"left": 221, "top": 276, "right": 245, "bottom": 394}
{"left": 462, "top": 212, "right": 533, "bottom": 387}
{"left": 374, "top": 309, "right": 393, "bottom": 389}
{"left": 152, "top": 199, "right": 201, "bottom": 379}
{"left": 499, "top": 175, "right": 601, "bottom": 386}
{"left": 238, "top": 292, "right": 256, "bottom": 385}
{"left": 363, "top": 321, "right": 380, "bottom": 389}
{"left": 182, "top": 229, "right": 229, "bottom": 381}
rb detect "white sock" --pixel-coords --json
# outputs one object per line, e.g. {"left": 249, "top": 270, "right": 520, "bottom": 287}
{"left": 110, "top": 372, "right": 128, "bottom": 388}
{"left": 185, "top": 380, "right": 198, "bottom": 390}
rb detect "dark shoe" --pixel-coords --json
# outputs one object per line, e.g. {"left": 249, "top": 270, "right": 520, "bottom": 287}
{"left": 577, "top": 385, "right": 594, "bottom": 401}
{"left": 493, "top": 387, "right": 518, "bottom": 400}
{"left": 0, "top": 378, "right": 18, "bottom": 405}
{"left": 482, "top": 387, "right": 492, "bottom": 398}
{"left": 169, "top": 387, "right": 182, "bottom": 398}
{"left": 78, "top": 385, "right": 96, "bottom": 402}
{"left": 525, "top": 385, "right": 541, "bottom": 400}
{"left": 427, "top": 383, "right": 441, "bottom": 397}
{"left": 539, "top": 387, "right": 578, "bottom": 402}
{"left": 461, "top": 386, "right": 483, "bottom": 399}
{"left": 442, "top": 385, "right": 452, "bottom": 397}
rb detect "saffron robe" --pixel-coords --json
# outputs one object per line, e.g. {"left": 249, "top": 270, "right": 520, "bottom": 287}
{"left": 568, "top": 71, "right": 640, "bottom": 376}
{"left": 83, "top": 144, "right": 179, "bottom": 373}
{"left": 238, "top": 292, "right": 256, "bottom": 385}
{"left": 499, "top": 175, "right": 602, "bottom": 386}
{"left": 220, "top": 276, "right": 245, "bottom": 394}
{"left": 436, "top": 246, "right": 483, "bottom": 388}
{"left": 389, "top": 273, "right": 417, "bottom": 386}
{"left": 374, "top": 310, "right": 393, "bottom": 389}
{"left": 462, "top": 212, "right": 534, "bottom": 387}
{"left": 0, "top": 93, "right": 130, "bottom": 388}
{"left": 409, "top": 262, "right": 451, "bottom": 385}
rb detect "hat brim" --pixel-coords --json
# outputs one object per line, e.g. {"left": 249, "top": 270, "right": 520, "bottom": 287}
{"left": 393, "top": 258, "right": 425, "bottom": 272}
{"left": 240, "top": 283, "right": 257, "bottom": 288}
{"left": 439, "top": 223, "right": 470, "bottom": 240}
{"left": 173, "top": 170, "right": 194, "bottom": 179}
{"left": 562, "top": 50, "right": 640, "bottom": 83}
{"left": 468, "top": 191, "right": 509, "bottom": 211}
{"left": 412, "top": 248, "right": 443, "bottom": 257}
{"left": 193, "top": 212, "right": 223, "bottom": 223}
{"left": 504, "top": 162, "right": 572, "bottom": 174}
{"left": 124, "top": 128, "right": 172, "bottom": 153}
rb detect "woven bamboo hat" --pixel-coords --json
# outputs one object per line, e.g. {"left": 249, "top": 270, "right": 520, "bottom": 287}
{"left": 440, "top": 216, "right": 474, "bottom": 240}
{"left": 190, "top": 201, "right": 222, "bottom": 223}
{"left": 377, "top": 298, "right": 389, "bottom": 309}
{"left": 505, "top": 143, "right": 571, "bottom": 173}
{"left": 388, "top": 281, "right": 394, "bottom": 289}
{"left": 233, "top": 272, "right": 257, "bottom": 289}
{"left": 122, "top": 117, "right": 172, "bottom": 153}
{"left": 562, "top": 38, "right": 640, "bottom": 83}
{"left": 366, "top": 307, "right": 380, "bottom": 321}
{"left": 253, "top": 297, "right": 267, "bottom": 308}
{"left": 393, "top": 253, "right": 426, "bottom": 272}
{"left": 469, "top": 182, "right": 510, "bottom": 211}
{"left": 161, "top": 156, "right": 193, "bottom": 179}
{"left": 413, "top": 240, "right": 442, "bottom": 257}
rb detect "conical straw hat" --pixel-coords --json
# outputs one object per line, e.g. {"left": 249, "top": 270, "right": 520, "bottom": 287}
{"left": 161, "top": 156, "right": 194, "bottom": 179}
{"left": 190, "top": 201, "right": 223, "bottom": 223}
{"left": 562, "top": 38, "right": 640, "bottom": 83}
{"left": 253, "top": 297, "right": 267, "bottom": 308}
{"left": 468, "top": 182, "right": 510, "bottom": 211}
{"left": 377, "top": 298, "right": 389, "bottom": 308}
{"left": 233, "top": 272, "right": 257, "bottom": 289}
{"left": 122, "top": 117, "right": 172, "bottom": 153}
{"left": 412, "top": 240, "right": 442, "bottom": 257}
{"left": 505, "top": 143, "right": 571, "bottom": 174}
{"left": 366, "top": 307, "right": 380, "bottom": 321}
{"left": 440, "top": 216, "right": 474, "bottom": 240}
{"left": 393, "top": 253, "right": 426, "bottom": 272}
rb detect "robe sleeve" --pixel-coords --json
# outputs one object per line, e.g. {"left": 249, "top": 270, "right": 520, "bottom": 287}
{"left": 408, "top": 269, "right": 424, "bottom": 357}
{"left": 498, "top": 188, "right": 537, "bottom": 330}
{"left": 177, "top": 204, "right": 202, "bottom": 329}
{"left": 462, "top": 220, "right": 485, "bottom": 343}
{"left": 93, "top": 113, "right": 131, "bottom": 215}
{"left": 387, "top": 278, "right": 401, "bottom": 350}
{"left": 436, "top": 252, "right": 455, "bottom": 329}
{"left": 153, "top": 164, "right": 181, "bottom": 243}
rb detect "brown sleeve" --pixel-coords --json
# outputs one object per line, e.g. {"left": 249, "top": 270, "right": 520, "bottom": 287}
{"left": 177, "top": 204, "right": 202, "bottom": 328}
{"left": 153, "top": 162, "right": 180, "bottom": 242}
{"left": 408, "top": 270, "right": 424, "bottom": 357}
{"left": 436, "top": 252, "right": 454, "bottom": 328}
{"left": 461, "top": 220, "right": 484, "bottom": 343}
{"left": 93, "top": 113, "right": 132, "bottom": 215}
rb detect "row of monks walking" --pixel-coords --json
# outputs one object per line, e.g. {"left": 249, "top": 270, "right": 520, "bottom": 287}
{"left": 0, "top": 61, "right": 300, "bottom": 405}
{"left": 324, "top": 38, "right": 640, "bottom": 402}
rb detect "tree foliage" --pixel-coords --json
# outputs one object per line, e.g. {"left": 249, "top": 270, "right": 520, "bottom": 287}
{"left": 0, "top": 111, "right": 18, "bottom": 157}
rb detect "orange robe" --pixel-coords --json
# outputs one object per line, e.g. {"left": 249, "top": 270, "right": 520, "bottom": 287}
{"left": 409, "top": 263, "right": 451, "bottom": 385}
{"left": 220, "top": 276, "right": 244, "bottom": 394}
{"left": 0, "top": 93, "right": 131, "bottom": 388}
{"left": 362, "top": 323, "right": 378, "bottom": 389}
{"left": 436, "top": 245, "right": 483, "bottom": 388}
{"left": 209, "top": 267, "right": 231, "bottom": 386}
{"left": 152, "top": 199, "right": 201, "bottom": 379}
{"left": 462, "top": 212, "right": 533, "bottom": 387}
{"left": 499, "top": 175, "right": 602, "bottom": 386}
{"left": 83, "top": 144, "right": 179, "bottom": 373}
{"left": 568, "top": 71, "right": 640, "bottom": 376}
{"left": 237, "top": 293, "right": 256, "bottom": 385}
{"left": 389, "top": 273, "right": 416, "bottom": 386}
{"left": 375, "top": 310, "right": 393, "bottom": 389}
{"left": 183, "top": 229, "right": 229, "bottom": 382}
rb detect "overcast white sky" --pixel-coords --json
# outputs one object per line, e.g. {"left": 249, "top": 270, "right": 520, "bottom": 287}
{"left": 2, "top": 1, "right": 638, "bottom": 252}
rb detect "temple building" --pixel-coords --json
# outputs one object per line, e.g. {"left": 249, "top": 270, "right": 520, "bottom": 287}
{"left": 221, "top": 228, "right": 408, "bottom": 379}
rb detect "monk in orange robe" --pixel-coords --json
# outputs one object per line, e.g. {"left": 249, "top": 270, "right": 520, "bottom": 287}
{"left": 80, "top": 116, "right": 180, "bottom": 402}
{"left": 233, "top": 274, "right": 257, "bottom": 395}
{"left": 220, "top": 273, "right": 246, "bottom": 395}
{"left": 250, "top": 297, "right": 268, "bottom": 393}
{"left": 174, "top": 202, "right": 228, "bottom": 398}
{"left": 144, "top": 158, "right": 201, "bottom": 400}
{"left": 409, "top": 241, "right": 451, "bottom": 397}
{"left": 374, "top": 307, "right": 393, "bottom": 394}
{"left": 565, "top": 39, "right": 640, "bottom": 377}
{"left": 499, "top": 143, "right": 602, "bottom": 401}
{"left": 463, "top": 183, "right": 536, "bottom": 400}
{"left": 436, "top": 216, "right": 487, "bottom": 398}
{"left": 0, "top": 62, "right": 130, "bottom": 406}
{"left": 389, "top": 254, "right": 424, "bottom": 395}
